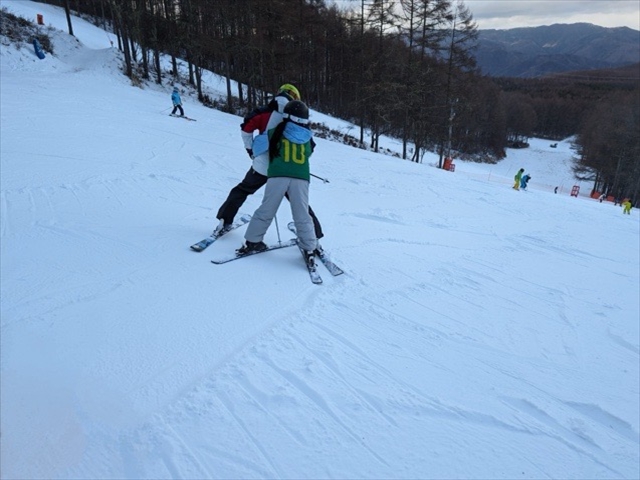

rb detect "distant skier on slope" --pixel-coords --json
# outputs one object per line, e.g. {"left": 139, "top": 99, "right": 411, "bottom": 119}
{"left": 621, "top": 198, "right": 632, "bottom": 214}
{"left": 513, "top": 168, "right": 525, "bottom": 190}
{"left": 520, "top": 174, "right": 531, "bottom": 190}
{"left": 171, "top": 86, "right": 184, "bottom": 117}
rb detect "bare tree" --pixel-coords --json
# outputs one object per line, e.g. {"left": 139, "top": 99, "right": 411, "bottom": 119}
{"left": 63, "top": 0, "right": 75, "bottom": 36}
{"left": 438, "top": 0, "right": 478, "bottom": 167}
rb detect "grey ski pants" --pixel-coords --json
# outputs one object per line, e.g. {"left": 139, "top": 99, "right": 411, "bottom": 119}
{"left": 245, "top": 176, "right": 317, "bottom": 252}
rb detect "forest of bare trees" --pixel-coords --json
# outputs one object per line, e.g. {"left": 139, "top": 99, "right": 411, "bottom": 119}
{"left": 34, "top": 0, "right": 640, "bottom": 204}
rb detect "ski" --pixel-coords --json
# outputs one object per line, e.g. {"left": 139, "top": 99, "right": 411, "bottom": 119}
{"left": 211, "top": 238, "right": 297, "bottom": 264}
{"left": 314, "top": 245, "right": 344, "bottom": 276}
{"left": 170, "top": 114, "right": 197, "bottom": 121}
{"left": 297, "top": 243, "right": 323, "bottom": 284}
{"left": 190, "top": 214, "right": 251, "bottom": 252}
{"left": 287, "top": 222, "right": 344, "bottom": 276}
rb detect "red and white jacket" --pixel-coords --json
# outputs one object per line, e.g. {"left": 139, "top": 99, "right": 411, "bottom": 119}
{"left": 240, "top": 95, "right": 289, "bottom": 176}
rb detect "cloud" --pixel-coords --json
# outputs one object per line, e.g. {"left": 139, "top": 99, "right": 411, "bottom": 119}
{"left": 467, "top": 0, "right": 640, "bottom": 30}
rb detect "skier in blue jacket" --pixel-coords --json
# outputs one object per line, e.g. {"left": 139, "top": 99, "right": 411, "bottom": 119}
{"left": 171, "top": 87, "right": 184, "bottom": 117}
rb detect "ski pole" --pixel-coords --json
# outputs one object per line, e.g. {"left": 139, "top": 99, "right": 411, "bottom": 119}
{"left": 274, "top": 215, "right": 283, "bottom": 245}
{"left": 311, "top": 173, "right": 329, "bottom": 183}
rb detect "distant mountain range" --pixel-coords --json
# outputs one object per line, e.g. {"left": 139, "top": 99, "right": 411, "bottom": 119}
{"left": 475, "top": 23, "right": 640, "bottom": 78}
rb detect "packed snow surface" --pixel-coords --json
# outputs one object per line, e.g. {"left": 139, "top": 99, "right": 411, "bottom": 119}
{"left": 1, "top": 1, "right": 638, "bottom": 479}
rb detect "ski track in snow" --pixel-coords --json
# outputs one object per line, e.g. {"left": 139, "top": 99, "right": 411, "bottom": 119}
{"left": 2, "top": 142, "right": 638, "bottom": 478}
{"left": 114, "top": 278, "right": 635, "bottom": 478}
{"left": 102, "top": 244, "right": 636, "bottom": 478}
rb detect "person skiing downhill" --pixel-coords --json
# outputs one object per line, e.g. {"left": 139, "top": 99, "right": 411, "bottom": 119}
{"left": 520, "top": 174, "right": 531, "bottom": 190}
{"left": 171, "top": 87, "right": 184, "bottom": 117}
{"left": 213, "top": 84, "right": 323, "bottom": 239}
{"left": 513, "top": 168, "right": 525, "bottom": 190}
{"left": 238, "top": 100, "right": 317, "bottom": 265}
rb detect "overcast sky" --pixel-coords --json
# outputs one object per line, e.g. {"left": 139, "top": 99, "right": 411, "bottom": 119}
{"left": 333, "top": 0, "right": 640, "bottom": 31}
{"left": 467, "top": 0, "right": 640, "bottom": 30}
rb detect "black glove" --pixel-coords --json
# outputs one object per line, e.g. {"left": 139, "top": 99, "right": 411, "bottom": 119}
{"left": 246, "top": 148, "right": 254, "bottom": 158}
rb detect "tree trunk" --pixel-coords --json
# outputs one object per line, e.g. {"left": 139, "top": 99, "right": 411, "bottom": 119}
{"left": 63, "top": 0, "right": 74, "bottom": 36}
{"left": 154, "top": 50, "right": 162, "bottom": 84}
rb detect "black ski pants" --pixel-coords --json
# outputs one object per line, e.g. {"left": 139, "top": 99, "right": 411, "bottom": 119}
{"left": 217, "top": 167, "right": 324, "bottom": 239}
{"left": 171, "top": 104, "right": 184, "bottom": 116}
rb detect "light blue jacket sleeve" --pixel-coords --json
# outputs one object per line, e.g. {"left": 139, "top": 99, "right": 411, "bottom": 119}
{"left": 252, "top": 133, "right": 269, "bottom": 156}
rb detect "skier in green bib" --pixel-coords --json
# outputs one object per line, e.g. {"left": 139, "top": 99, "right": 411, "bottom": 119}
{"left": 238, "top": 100, "right": 317, "bottom": 266}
